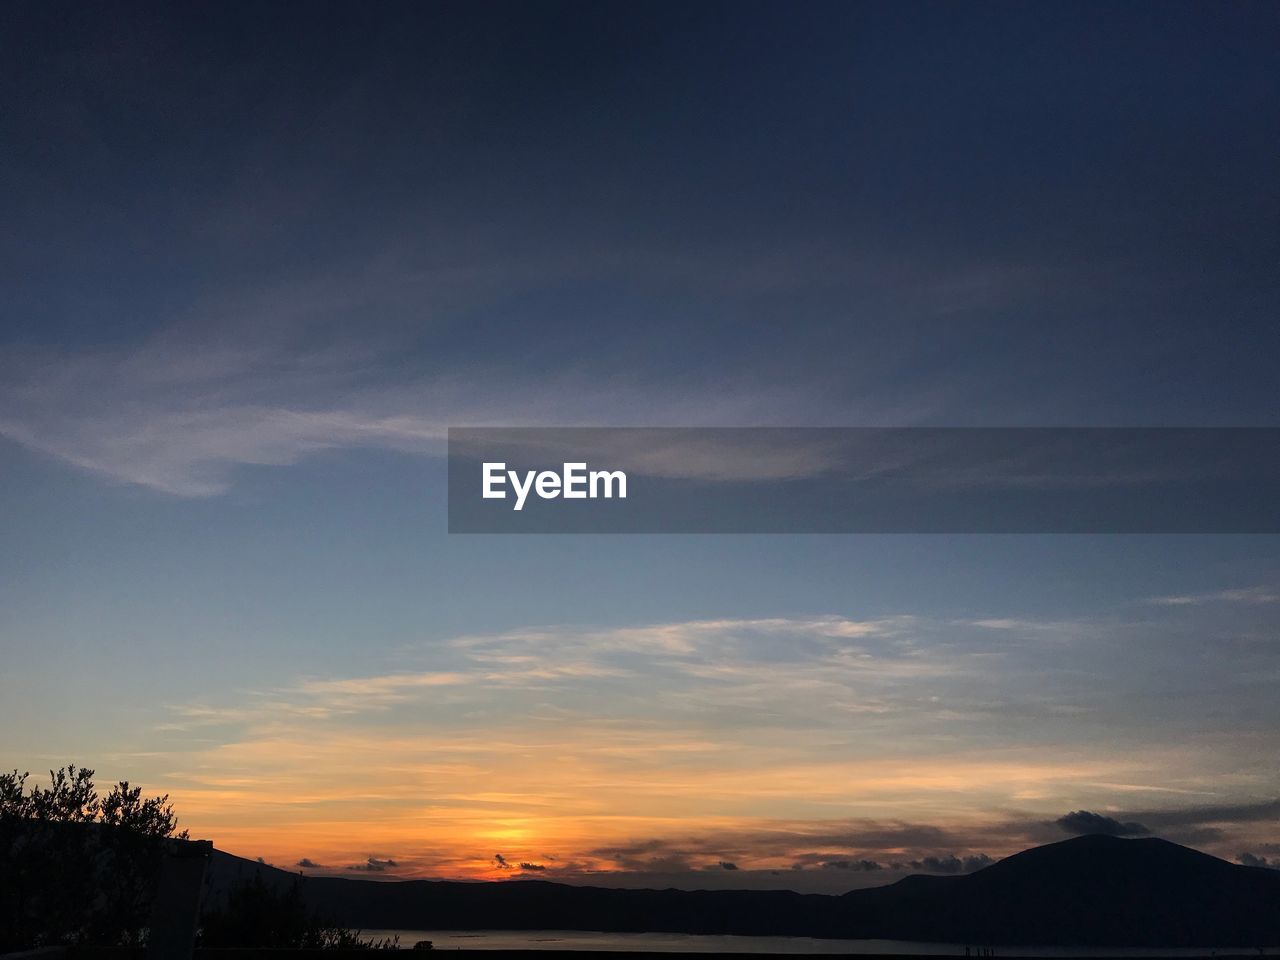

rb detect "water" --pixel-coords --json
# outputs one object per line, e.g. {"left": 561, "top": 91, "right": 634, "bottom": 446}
{"left": 357, "top": 930, "right": 1269, "bottom": 955}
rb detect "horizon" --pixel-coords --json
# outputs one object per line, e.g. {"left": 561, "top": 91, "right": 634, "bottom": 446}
{"left": 2, "top": 1, "right": 1277, "bottom": 904}
{"left": 218, "top": 831, "right": 1265, "bottom": 894}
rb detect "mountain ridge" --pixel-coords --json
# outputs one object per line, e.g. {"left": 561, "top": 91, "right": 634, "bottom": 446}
{"left": 208, "top": 835, "right": 1280, "bottom": 947}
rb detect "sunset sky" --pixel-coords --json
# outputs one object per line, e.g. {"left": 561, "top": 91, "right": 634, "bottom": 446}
{"left": 2, "top": 2, "right": 1278, "bottom": 893}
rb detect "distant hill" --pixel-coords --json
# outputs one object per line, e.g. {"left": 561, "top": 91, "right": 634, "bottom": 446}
{"left": 207, "top": 835, "right": 1280, "bottom": 948}
{"left": 839, "top": 834, "right": 1280, "bottom": 946}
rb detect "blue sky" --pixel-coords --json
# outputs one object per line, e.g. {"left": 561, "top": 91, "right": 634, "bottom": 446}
{"left": 1, "top": 1, "right": 1278, "bottom": 890}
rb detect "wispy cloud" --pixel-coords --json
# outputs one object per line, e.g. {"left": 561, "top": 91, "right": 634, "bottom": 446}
{"left": 0, "top": 341, "right": 890, "bottom": 496}
{"left": 1144, "top": 586, "right": 1279, "bottom": 606}
{"left": 119, "top": 604, "right": 1280, "bottom": 888}
{"left": 0, "top": 264, "right": 959, "bottom": 496}
{"left": 160, "top": 615, "right": 941, "bottom": 726}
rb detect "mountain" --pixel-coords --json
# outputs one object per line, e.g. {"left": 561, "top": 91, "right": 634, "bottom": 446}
{"left": 207, "top": 835, "right": 1280, "bottom": 947}
{"left": 840, "top": 834, "right": 1280, "bottom": 946}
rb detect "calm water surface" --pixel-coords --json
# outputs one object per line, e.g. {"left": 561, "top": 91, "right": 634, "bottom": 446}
{"left": 358, "top": 930, "right": 1269, "bottom": 956}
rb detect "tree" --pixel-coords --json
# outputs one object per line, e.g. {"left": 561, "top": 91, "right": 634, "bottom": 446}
{"left": 200, "top": 872, "right": 398, "bottom": 950}
{"left": 96, "top": 780, "right": 188, "bottom": 945}
{"left": 0, "top": 763, "right": 393, "bottom": 951}
{"left": 0, "top": 765, "right": 187, "bottom": 950}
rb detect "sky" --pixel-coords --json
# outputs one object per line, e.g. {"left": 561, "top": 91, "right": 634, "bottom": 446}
{"left": 1, "top": 1, "right": 1278, "bottom": 893}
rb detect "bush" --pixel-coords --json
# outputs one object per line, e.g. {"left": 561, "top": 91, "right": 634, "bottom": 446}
{"left": 0, "top": 765, "right": 187, "bottom": 950}
{"left": 200, "top": 872, "right": 398, "bottom": 950}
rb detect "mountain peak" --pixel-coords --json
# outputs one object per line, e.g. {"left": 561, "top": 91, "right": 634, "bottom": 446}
{"left": 851, "top": 832, "right": 1280, "bottom": 946}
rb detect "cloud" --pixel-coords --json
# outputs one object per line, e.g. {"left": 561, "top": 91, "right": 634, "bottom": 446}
{"left": 588, "top": 827, "right": 1007, "bottom": 882}
{"left": 1144, "top": 586, "right": 1279, "bottom": 606}
{"left": 1238, "top": 853, "right": 1279, "bottom": 869}
{"left": 898, "top": 854, "right": 994, "bottom": 874}
{"left": 296, "top": 857, "right": 327, "bottom": 869}
{"left": 0, "top": 311, "right": 868, "bottom": 497}
{"left": 148, "top": 608, "right": 1280, "bottom": 893}
{"left": 174, "top": 613, "right": 959, "bottom": 728}
{"left": 1056, "top": 810, "right": 1151, "bottom": 837}
{"left": 518, "top": 862, "right": 547, "bottom": 872}
{"left": 348, "top": 857, "right": 398, "bottom": 872}
{"left": 8, "top": 316, "right": 1253, "bottom": 503}
{"left": 1027, "top": 799, "right": 1280, "bottom": 850}
{"left": 586, "top": 841, "right": 696, "bottom": 875}
{"left": 493, "top": 853, "right": 511, "bottom": 870}
{"left": 1115, "top": 798, "right": 1280, "bottom": 834}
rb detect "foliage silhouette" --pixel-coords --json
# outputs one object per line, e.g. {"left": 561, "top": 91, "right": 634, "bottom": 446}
{"left": 200, "top": 872, "right": 398, "bottom": 950}
{"left": 0, "top": 764, "right": 186, "bottom": 950}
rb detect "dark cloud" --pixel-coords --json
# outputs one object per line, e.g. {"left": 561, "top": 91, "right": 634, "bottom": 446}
{"left": 1042, "top": 799, "right": 1280, "bottom": 847}
{"left": 1056, "top": 810, "right": 1151, "bottom": 837}
{"left": 914, "top": 856, "right": 964, "bottom": 874}
{"left": 587, "top": 839, "right": 696, "bottom": 874}
{"left": 922, "top": 855, "right": 984, "bottom": 874}
{"left": 588, "top": 839, "right": 671, "bottom": 858}
{"left": 574, "top": 800, "right": 1280, "bottom": 891}
{"left": 1238, "top": 853, "right": 1279, "bottom": 870}
{"left": 519, "top": 862, "right": 547, "bottom": 871}
{"left": 717, "top": 861, "right": 739, "bottom": 871}
{"left": 347, "top": 857, "right": 398, "bottom": 872}
{"left": 887, "top": 854, "right": 994, "bottom": 874}
{"left": 793, "top": 852, "right": 995, "bottom": 875}
{"left": 1025, "top": 799, "right": 1280, "bottom": 849}
{"left": 587, "top": 824, "right": 965, "bottom": 872}
{"left": 1135, "top": 798, "right": 1280, "bottom": 830}
{"left": 494, "top": 853, "right": 511, "bottom": 870}
{"left": 296, "top": 857, "right": 326, "bottom": 869}
{"left": 778, "top": 824, "right": 959, "bottom": 851}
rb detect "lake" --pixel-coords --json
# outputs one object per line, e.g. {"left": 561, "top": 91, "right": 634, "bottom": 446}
{"left": 357, "top": 930, "right": 1267, "bottom": 955}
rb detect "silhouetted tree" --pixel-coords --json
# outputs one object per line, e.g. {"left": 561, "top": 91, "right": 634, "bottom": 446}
{"left": 0, "top": 765, "right": 186, "bottom": 950}
{"left": 95, "top": 780, "right": 188, "bottom": 945}
{"left": 200, "top": 872, "right": 397, "bottom": 950}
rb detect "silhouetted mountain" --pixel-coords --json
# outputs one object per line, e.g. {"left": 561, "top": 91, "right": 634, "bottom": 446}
{"left": 839, "top": 834, "right": 1280, "bottom": 946}
{"left": 207, "top": 835, "right": 1280, "bottom": 947}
